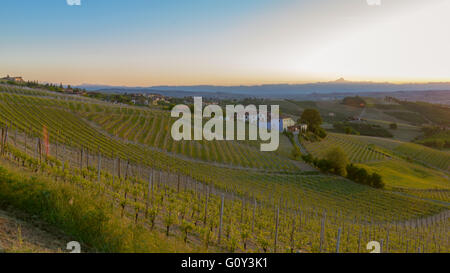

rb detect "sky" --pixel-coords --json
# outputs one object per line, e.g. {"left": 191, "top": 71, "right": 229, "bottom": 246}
{"left": 1, "top": 0, "right": 450, "bottom": 86}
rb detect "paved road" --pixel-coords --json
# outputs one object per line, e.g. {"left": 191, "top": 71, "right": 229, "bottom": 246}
{"left": 359, "top": 107, "right": 367, "bottom": 120}
{"left": 293, "top": 132, "right": 309, "bottom": 155}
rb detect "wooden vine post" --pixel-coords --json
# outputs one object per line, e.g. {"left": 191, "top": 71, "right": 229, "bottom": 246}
{"left": 252, "top": 198, "right": 256, "bottom": 233}
{"left": 274, "top": 206, "right": 279, "bottom": 253}
{"left": 80, "top": 147, "right": 83, "bottom": 170}
{"left": 336, "top": 227, "right": 342, "bottom": 253}
{"left": 319, "top": 211, "right": 326, "bottom": 252}
{"left": 118, "top": 157, "right": 121, "bottom": 179}
{"left": 24, "top": 131, "right": 27, "bottom": 155}
{"left": 145, "top": 170, "right": 153, "bottom": 217}
{"left": 97, "top": 150, "right": 102, "bottom": 183}
{"left": 203, "top": 186, "right": 209, "bottom": 226}
{"left": 0, "top": 126, "right": 4, "bottom": 155}
{"left": 4, "top": 125, "right": 8, "bottom": 156}
{"left": 358, "top": 228, "right": 362, "bottom": 253}
{"left": 218, "top": 194, "right": 224, "bottom": 244}
{"left": 38, "top": 138, "right": 42, "bottom": 163}
{"left": 86, "top": 148, "right": 89, "bottom": 168}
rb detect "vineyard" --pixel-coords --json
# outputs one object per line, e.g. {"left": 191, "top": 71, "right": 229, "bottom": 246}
{"left": 0, "top": 85, "right": 298, "bottom": 172}
{"left": 80, "top": 106, "right": 298, "bottom": 171}
{"left": 304, "top": 133, "right": 450, "bottom": 173}
{"left": 302, "top": 133, "right": 389, "bottom": 163}
{"left": 0, "top": 85, "right": 449, "bottom": 253}
{"left": 302, "top": 132, "right": 450, "bottom": 203}
{"left": 394, "top": 143, "right": 450, "bottom": 172}
{"left": 1, "top": 126, "right": 448, "bottom": 253}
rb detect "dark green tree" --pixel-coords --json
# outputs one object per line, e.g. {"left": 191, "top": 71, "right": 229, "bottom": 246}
{"left": 325, "top": 146, "right": 349, "bottom": 176}
{"left": 299, "top": 109, "right": 322, "bottom": 128}
{"left": 369, "top": 173, "right": 385, "bottom": 189}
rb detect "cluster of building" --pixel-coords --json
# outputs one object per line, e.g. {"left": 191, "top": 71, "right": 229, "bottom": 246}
{"left": 1, "top": 75, "right": 25, "bottom": 83}
{"left": 287, "top": 124, "right": 308, "bottom": 133}
{"left": 347, "top": 116, "right": 366, "bottom": 122}
{"left": 228, "top": 112, "right": 306, "bottom": 133}
{"left": 130, "top": 93, "right": 171, "bottom": 106}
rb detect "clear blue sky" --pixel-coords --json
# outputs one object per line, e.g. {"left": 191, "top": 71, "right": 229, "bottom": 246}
{"left": 2, "top": 0, "right": 276, "bottom": 40}
{"left": 1, "top": 0, "right": 449, "bottom": 86}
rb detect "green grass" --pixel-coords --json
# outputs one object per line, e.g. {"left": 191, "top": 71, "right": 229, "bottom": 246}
{"left": 364, "top": 159, "right": 450, "bottom": 190}
{"left": 0, "top": 162, "right": 193, "bottom": 252}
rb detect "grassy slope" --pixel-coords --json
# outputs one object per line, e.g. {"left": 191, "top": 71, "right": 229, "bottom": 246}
{"left": 303, "top": 132, "right": 449, "bottom": 193}
{"left": 0, "top": 160, "right": 194, "bottom": 253}
{"left": 324, "top": 133, "right": 450, "bottom": 172}
{"left": 394, "top": 143, "right": 450, "bottom": 172}
{"left": 364, "top": 159, "right": 449, "bottom": 190}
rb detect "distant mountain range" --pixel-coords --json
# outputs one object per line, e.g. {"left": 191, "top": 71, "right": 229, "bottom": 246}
{"left": 75, "top": 79, "right": 450, "bottom": 100}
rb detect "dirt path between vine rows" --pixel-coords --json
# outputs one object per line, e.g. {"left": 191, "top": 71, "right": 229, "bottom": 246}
{"left": 0, "top": 208, "right": 71, "bottom": 253}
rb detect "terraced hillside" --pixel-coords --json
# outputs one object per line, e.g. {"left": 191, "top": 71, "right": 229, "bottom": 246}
{"left": 394, "top": 143, "right": 450, "bottom": 172}
{"left": 303, "top": 133, "right": 450, "bottom": 201}
{"left": 309, "top": 133, "right": 450, "bottom": 173}
{"left": 0, "top": 89, "right": 298, "bottom": 172}
{"left": 80, "top": 106, "right": 297, "bottom": 171}
{"left": 303, "top": 133, "right": 389, "bottom": 163}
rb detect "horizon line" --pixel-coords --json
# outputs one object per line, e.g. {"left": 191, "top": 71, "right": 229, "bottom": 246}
{"left": 5, "top": 75, "right": 450, "bottom": 88}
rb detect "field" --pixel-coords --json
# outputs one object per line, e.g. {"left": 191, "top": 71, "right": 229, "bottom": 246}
{"left": 0, "top": 84, "right": 449, "bottom": 253}
{"left": 394, "top": 143, "right": 450, "bottom": 172}
{"left": 303, "top": 132, "right": 450, "bottom": 202}
{"left": 303, "top": 133, "right": 389, "bottom": 163}
{"left": 364, "top": 160, "right": 449, "bottom": 191}
{"left": 2, "top": 133, "right": 448, "bottom": 253}
{"left": 415, "top": 130, "right": 450, "bottom": 150}
{"left": 80, "top": 106, "right": 297, "bottom": 171}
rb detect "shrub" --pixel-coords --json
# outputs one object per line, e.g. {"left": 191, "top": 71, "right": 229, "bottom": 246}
{"left": 369, "top": 173, "right": 385, "bottom": 189}
{"left": 317, "top": 159, "right": 332, "bottom": 173}
{"left": 301, "top": 154, "right": 314, "bottom": 163}
{"left": 291, "top": 146, "right": 302, "bottom": 160}
{"left": 325, "top": 146, "right": 349, "bottom": 176}
{"left": 311, "top": 126, "right": 328, "bottom": 138}
{"left": 346, "top": 164, "right": 384, "bottom": 189}
{"left": 345, "top": 126, "right": 359, "bottom": 135}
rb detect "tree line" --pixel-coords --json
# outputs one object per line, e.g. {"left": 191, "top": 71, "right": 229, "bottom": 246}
{"left": 302, "top": 146, "right": 385, "bottom": 189}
